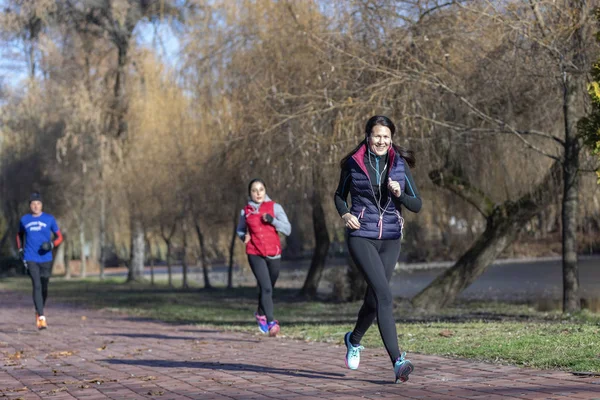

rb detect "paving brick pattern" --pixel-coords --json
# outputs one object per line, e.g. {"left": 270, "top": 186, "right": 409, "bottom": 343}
{"left": 1, "top": 290, "right": 599, "bottom": 399}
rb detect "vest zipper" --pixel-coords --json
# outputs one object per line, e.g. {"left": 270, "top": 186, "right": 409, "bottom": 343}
{"left": 358, "top": 207, "right": 366, "bottom": 219}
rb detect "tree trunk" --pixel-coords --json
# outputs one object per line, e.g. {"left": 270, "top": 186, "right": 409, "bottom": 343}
{"left": 161, "top": 222, "right": 177, "bottom": 287}
{"left": 64, "top": 233, "right": 71, "bottom": 280}
{"left": 99, "top": 187, "right": 106, "bottom": 280}
{"left": 112, "top": 42, "right": 129, "bottom": 137}
{"left": 228, "top": 209, "right": 238, "bottom": 289}
{"left": 28, "top": 41, "right": 35, "bottom": 79}
{"left": 301, "top": 169, "right": 330, "bottom": 298}
{"left": 27, "top": 18, "right": 39, "bottom": 79}
{"left": 52, "top": 236, "right": 65, "bottom": 274}
{"left": 127, "top": 216, "right": 145, "bottom": 282}
{"left": 165, "top": 239, "right": 173, "bottom": 287}
{"left": 89, "top": 227, "right": 100, "bottom": 276}
{"left": 193, "top": 218, "right": 212, "bottom": 289}
{"left": 412, "top": 162, "right": 561, "bottom": 312}
{"left": 182, "top": 221, "right": 189, "bottom": 289}
{"left": 79, "top": 219, "right": 86, "bottom": 278}
{"left": 147, "top": 237, "right": 154, "bottom": 286}
{"left": 561, "top": 61, "right": 582, "bottom": 312}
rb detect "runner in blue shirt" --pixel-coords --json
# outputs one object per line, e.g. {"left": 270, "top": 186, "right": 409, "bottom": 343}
{"left": 16, "top": 192, "right": 63, "bottom": 330}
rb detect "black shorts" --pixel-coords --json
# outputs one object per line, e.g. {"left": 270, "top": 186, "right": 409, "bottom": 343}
{"left": 27, "top": 261, "right": 53, "bottom": 278}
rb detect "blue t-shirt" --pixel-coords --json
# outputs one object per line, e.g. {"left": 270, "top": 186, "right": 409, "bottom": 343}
{"left": 19, "top": 213, "right": 60, "bottom": 263}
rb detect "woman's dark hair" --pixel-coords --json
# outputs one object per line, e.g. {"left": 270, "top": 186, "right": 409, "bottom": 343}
{"left": 248, "top": 178, "right": 267, "bottom": 195}
{"left": 339, "top": 115, "right": 416, "bottom": 168}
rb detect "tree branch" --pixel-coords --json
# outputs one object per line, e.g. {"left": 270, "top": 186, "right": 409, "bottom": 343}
{"left": 418, "top": 1, "right": 467, "bottom": 23}
{"left": 409, "top": 71, "right": 564, "bottom": 162}
{"left": 411, "top": 115, "right": 565, "bottom": 145}
{"left": 579, "top": 167, "right": 600, "bottom": 173}
{"left": 429, "top": 168, "right": 495, "bottom": 217}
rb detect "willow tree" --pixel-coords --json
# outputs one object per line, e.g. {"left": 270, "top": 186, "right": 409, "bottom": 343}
{"left": 124, "top": 51, "right": 204, "bottom": 284}
{"left": 297, "top": 0, "right": 598, "bottom": 310}
{"left": 407, "top": 0, "right": 596, "bottom": 312}
{"left": 182, "top": 0, "right": 341, "bottom": 296}
{"left": 58, "top": 0, "right": 185, "bottom": 281}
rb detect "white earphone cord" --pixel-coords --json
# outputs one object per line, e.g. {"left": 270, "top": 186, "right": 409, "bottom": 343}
{"left": 367, "top": 148, "right": 392, "bottom": 217}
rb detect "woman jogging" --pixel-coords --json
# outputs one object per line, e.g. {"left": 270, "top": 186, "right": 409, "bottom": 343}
{"left": 334, "top": 115, "right": 422, "bottom": 383}
{"left": 16, "top": 192, "right": 63, "bottom": 330}
{"left": 236, "top": 179, "right": 291, "bottom": 337}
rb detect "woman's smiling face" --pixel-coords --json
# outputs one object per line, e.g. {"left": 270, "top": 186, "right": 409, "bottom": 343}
{"left": 368, "top": 125, "right": 392, "bottom": 156}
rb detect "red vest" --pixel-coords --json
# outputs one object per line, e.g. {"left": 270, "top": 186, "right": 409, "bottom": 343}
{"left": 244, "top": 201, "right": 282, "bottom": 257}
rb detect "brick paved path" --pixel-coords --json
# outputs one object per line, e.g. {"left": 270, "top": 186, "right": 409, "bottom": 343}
{"left": 1, "top": 290, "right": 599, "bottom": 399}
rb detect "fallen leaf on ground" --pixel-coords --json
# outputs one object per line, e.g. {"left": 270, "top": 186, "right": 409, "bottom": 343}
{"left": 85, "top": 378, "right": 118, "bottom": 385}
{"left": 4, "top": 361, "right": 20, "bottom": 367}
{"left": 7, "top": 351, "right": 23, "bottom": 360}
{"left": 2, "top": 387, "right": 28, "bottom": 392}
{"left": 41, "top": 387, "right": 67, "bottom": 395}
{"left": 46, "top": 351, "right": 75, "bottom": 359}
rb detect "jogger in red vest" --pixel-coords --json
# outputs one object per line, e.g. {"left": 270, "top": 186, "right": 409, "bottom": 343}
{"left": 236, "top": 178, "right": 291, "bottom": 336}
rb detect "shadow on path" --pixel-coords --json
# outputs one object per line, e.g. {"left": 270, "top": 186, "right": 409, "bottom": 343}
{"left": 100, "top": 332, "right": 259, "bottom": 343}
{"left": 102, "top": 359, "right": 347, "bottom": 380}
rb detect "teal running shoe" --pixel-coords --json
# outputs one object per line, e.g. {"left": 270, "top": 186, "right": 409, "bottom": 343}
{"left": 344, "top": 332, "right": 364, "bottom": 370}
{"left": 393, "top": 352, "right": 414, "bottom": 383}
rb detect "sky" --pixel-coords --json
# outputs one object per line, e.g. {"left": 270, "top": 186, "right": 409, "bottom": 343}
{"left": 0, "top": 18, "right": 181, "bottom": 89}
{"left": 0, "top": 0, "right": 341, "bottom": 90}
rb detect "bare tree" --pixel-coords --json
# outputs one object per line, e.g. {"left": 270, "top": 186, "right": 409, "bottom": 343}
{"left": 160, "top": 220, "right": 178, "bottom": 287}
{"left": 305, "top": 0, "right": 597, "bottom": 310}
{"left": 227, "top": 208, "right": 238, "bottom": 289}
{"left": 301, "top": 168, "right": 331, "bottom": 297}
{"left": 412, "top": 162, "right": 562, "bottom": 310}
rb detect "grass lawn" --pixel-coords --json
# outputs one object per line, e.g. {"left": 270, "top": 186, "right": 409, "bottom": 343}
{"left": 2, "top": 276, "right": 599, "bottom": 373}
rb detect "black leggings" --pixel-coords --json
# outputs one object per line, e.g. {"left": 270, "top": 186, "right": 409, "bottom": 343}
{"left": 348, "top": 236, "right": 401, "bottom": 364}
{"left": 247, "top": 255, "right": 280, "bottom": 323}
{"left": 28, "top": 262, "right": 52, "bottom": 315}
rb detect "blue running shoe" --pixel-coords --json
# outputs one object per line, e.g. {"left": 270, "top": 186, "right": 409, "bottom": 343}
{"left": 393, "top": 352, "right": 414, "bottom": 383}
{"left": 254, "top": 312, "right": 268, "bottom": 333}
{"left": 344, "top": 332, "right": 364, "bottom": 370}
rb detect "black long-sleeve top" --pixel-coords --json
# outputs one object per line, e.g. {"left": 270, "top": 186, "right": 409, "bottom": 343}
{"left": 334, "top": 150, "right": 422, "bottom": 216}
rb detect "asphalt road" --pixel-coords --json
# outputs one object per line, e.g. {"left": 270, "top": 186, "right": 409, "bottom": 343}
{"left": 392, "top": 256, "right": 600, "bottom": 301}
{"left": 100, "top": 256, "right": 600, "bottom": 302}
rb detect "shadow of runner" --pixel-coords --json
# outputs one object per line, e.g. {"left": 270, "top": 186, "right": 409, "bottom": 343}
{"left": 99, "top": 333, "right": 259, "bottom": 342}
{"left": 0, "top": 329, "right": 40, "bottom": 335}
{"left": 102, "top": 359, "right": 347, "bottom": 380}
